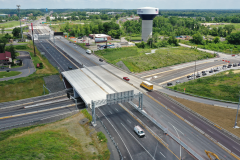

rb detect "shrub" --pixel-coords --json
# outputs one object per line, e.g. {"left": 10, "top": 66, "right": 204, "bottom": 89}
{"left": 97, "top": 131, "right": 107, "bottom": 143}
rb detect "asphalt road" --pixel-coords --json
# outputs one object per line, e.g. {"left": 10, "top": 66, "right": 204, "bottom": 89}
{"left": 130, "top": 93, "right": 236, "bottom": 160}
{"left": 0, "top": 51, "right": 35, "bottom": 81}
{"left": 96, "top": 104, "right": 190, "bottom": 160}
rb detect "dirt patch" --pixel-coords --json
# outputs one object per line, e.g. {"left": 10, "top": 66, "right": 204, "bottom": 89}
{"left": 170, "top": 96, "right": 240, "bottom": 138}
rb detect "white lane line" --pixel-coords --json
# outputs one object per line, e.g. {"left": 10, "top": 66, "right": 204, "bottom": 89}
{"left": 109, "top": 111, "right": 112, "bottom": 114}
{"left": 168, "top": 122, "right": 184, "bottom": 135}
{"left": 160, "top": 152, "right": 166, "bottom": 158}
{"left": 187, "top": 137, "right": 193, "bottom": 142}
{"left": 115, "top": 108, "right": 119, "bottom": 112}
{"left": 121, "top": 123, "right": 156, "bottom": 160}
{"left": 188, "top": 116, "right": 192, "bottom": 120}
{"left": 207, "top": 129, "right": 213, "bottom": 134}
{"left": 233, "top": 146, "right": 240, "bottom": 153}
{"left": 127, "top": 120, "right": 131, "bottom": 124}
{"left": 97, "top": 108, "right": 133, "bottom": 160}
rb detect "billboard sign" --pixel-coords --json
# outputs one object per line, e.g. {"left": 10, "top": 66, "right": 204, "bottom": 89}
{"left": 95, "top": 37, "right": 107, "bottom": 43}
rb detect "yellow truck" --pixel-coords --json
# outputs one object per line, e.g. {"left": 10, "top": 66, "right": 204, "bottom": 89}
{"left": 140, "top": 81, "right": 153, "bottom": 91}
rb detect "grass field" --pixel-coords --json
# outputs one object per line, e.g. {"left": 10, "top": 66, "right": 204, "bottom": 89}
{"left": 125, "top": 36, "right": 142, "bottom": 41}
{"left": 0, "top": 112, "right": 110, "bottom": 160}
{"left": 0, "top": 71, "right": 21, "bottom": 78}
{"left": 169, "top": 70, "right": 240, "bottom": 102}
{"left": 0, "top": 21, "right": 21, "bottom": 28}
{"left": 95, "top": 46, "right": 214, "bottom": 72}
{"left": 210, "top": 23, "right": 240, "bottom": 33}
{"left": 0, "top": 42, "right": 58, "bottom": 103}
{"left": 170, "top": 96, "right": 240, "bottom": 138}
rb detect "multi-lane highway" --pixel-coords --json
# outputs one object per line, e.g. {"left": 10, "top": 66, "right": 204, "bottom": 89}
{"left": 5, "top": 23, "right": 239, "bottom": 159}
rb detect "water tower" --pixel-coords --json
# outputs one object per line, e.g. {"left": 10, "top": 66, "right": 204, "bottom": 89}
{"left": 137, "top": 7, "right": 158, "bottom": 42}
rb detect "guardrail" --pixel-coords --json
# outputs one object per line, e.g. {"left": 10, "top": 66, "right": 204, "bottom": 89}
{"left": 128, "top": 101, "right": 204, "bottom": 160}
{"left": 96, "top": 115, "right": 123, "bottom": 160}
{"left": 157, "top": 91, "right": 240, "bottom": 160}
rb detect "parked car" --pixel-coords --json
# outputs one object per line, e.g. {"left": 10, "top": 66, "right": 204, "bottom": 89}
{"left": 223, "top": 65, "right": 226, "bottom": 68}
{"left": 99, "top": 59, "right": 103, "bottom": 62}
{"left": 196, "top": 74, "right": 201, "bottom": 78}
{"left": 167, "top": 82, "right": 173, "bottom": 86}
{"left": 68, "top": 66, "right": 73, "bottom": 70}
{"left": 209, "top": 70, "right": 213, "bottom": 73}
{"left": 238, "top": 63, "right": 240, "bottom": 66}
{"left": 214, "top": 69, "right": 219, "bottom": 72}
{"left": 188, "top": 77, "right": 193, "bottom": 80}
{"left": 202, "top": 71, "right": 206, "bottom": 73}
{"left": 187, "top": 75, "right": 191, "bottom": 78}
{"left": 176, "top": 80, "right": 181, "bottom": 84}
{"left": 202, "top": 72, "right": 207, "bottom": 76}
{"left": 123, "top": 77, "right": 130, "bottom": 81}
{"left": 78, "top": 37, "right": 82, "bottom": 39}
{"left": 228, "top": 65, "right": 232, "bottom": 68}
{"left": 233, "top": 63, "right": 237, "bottom": 67}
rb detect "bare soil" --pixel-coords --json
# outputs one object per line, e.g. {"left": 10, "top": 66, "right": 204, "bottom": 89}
{"left": 170, "top": 96, "right": 240, "bottom": 138}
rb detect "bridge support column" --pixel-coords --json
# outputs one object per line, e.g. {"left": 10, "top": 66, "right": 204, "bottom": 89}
{"left": 91, "top": 100, "right": 97, "bottom": 127}
{"left": 73, "top": 89, "right": 80, "bottom": 98}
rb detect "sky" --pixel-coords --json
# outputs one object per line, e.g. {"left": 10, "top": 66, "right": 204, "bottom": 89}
{"left": 1, "top": 0, "right": 240, "bottom": 9}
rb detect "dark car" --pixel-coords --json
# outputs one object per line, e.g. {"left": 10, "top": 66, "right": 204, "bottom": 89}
{"left": 123, "top": 77, "right": 130, "bottom": 81}
{"left": 187, "top": 75, "right": 191, "bottom": 78}
{"left": 167, "top": 82, "right": 173, "bottom": 86}
{"left": 69, "top": 41, "right": 71, "bottom": 43}
{"left": 202, "top": 72, "right": 207, "bottom": 76}
{"left": 228, "top": 65, "right": 232, "bottom": 68}
{"left": 68, "top": 66, "right": 73, "bottom": 70}
{"left": 99, "top": 59, "right": 103, "bottom": 62}
{"left": 214, "top": 69, "right": 219, "bottom": 72}
{"left": 228, "top": 64, "right": 232, "bottom": 66}
{"left": 202, "top": 71, "right": 206, "bottom": 73}
{"left": 238, "top": 63, "right": 240, "bottom": 66}
{"left": 78, "top": 37, "right": 82, "bottom": 39}
{"left": 233, "top": 63, "right": 237, "bottom": 67}
{"left": 209, "top": 70, "right": 213, "bottom": 73}
{"left": 223, "top": 65, "right": 226, "bottom": 68}
{"left": 6, "top": 70, "right": 10, "bottom": 72}
{"left": 196, "top": 74, "right": 201, "bottom": 78}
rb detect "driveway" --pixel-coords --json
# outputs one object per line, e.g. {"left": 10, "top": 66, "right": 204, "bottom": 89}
{"left": 0, "top": 51, "right": 35, "bottom": 81}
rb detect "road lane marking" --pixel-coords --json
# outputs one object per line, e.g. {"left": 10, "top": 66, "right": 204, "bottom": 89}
{"left": 121, "top": 123, "right": 156, "bottom": 160}
{"left": 187, "top": 137, "right": 193, "bottom": 142}
{"left": 233, "top": 146, "right": 240, "bottom": 153}
{"left": 158, "top": 63, "right": 225, "bottom": 85}
{"left": 97, "top": 108, "right": 133, "bottom": 160}
{"left": 109, "top": 111, "right": 112, "bottom": 114}
{"left": 168, "top": 122, "right": 184, "bottom": 135}
{"left": 207, "top": 129, "right": 213, "bottom": 134}
{"left": 141, "top": 61, "right": 211, "bottom": 78}
{"left": 115, "top": 108, "right": 119, "bottom": 112}
{"left": 127, "top": 119, "right": 131, "bottom": 124}
{"left": 160, "top": 152, "right": 166, "bottom": 158}
{"left": 188, "top": 116, "right": 192, "bottom": 120}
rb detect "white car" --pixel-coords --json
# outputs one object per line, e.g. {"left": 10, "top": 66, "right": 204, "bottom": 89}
{"left": 188, "top": 77, "right": 193, "bottom": 80}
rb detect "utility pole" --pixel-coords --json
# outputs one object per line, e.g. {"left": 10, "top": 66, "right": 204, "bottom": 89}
{"left": 16, "top": 5, "right": 23, "bottom": 40}
{"left": 194, "top": 54, "right": 196, "bottom": 80}
{"left": 234, "top": 91, "right": 240, "bottom": 129}
{"left": 31, "top": 23, "right": 36, "bottom": 57}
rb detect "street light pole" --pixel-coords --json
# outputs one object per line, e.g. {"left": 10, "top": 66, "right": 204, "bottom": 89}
{"left": 194, "top": 54, "right": 196, "bottom": 80}
{"left": 16, "top": 5, "right": 23, "bottom": 40}
{"left": 173, "top": 126, "right": 181, "bottom": 159}
{"left": 234, "top": 91, "right": 240, "bottom": 129}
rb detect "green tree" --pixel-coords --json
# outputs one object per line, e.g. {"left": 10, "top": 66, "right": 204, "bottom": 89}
{"left": 115, "top": 14, "right": 120, "bottom": 20}
{"left": 213, "top": 36, "right": 220, "bottom": 43}
{"left": 46, "top": 16, "right": 50, "bottom": 22}
{"left": 191, "top": 32, "right": 203, "bottom": 44}
{"left": 224, "top": 25, "right": 235, "bottom": 35}
{"left": 226, "top": 32, "right": 240, "bottom": 44}
{"left": 5, "top": 44, "right": 16, "bottom": 60}
{"left": 12, "top": 28, "right": 21, "bottom": 38}
{"left": 167, "top": 35, "right": 178, "bottom": 46}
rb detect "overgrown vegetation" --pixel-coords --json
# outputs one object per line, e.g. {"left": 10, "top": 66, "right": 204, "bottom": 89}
{"left": 95, "top": 46, "right": 214, "bottom": 72}
{"left": 97, "top": 132, "right": 108, "bottom": 143}
{"left": 81, "top": 109, "right": 93, "bottom": 122}
{"left": 169, "top": 70, "right": 240, "bottom": 102}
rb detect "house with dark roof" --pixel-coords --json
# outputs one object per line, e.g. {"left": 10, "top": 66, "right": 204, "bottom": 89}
{"left": 0, "top": 51, "right": 12, "bottom": 66}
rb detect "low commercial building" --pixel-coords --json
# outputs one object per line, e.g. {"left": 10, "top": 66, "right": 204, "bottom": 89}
{"left": 0, "top": 51, "right": 12, "bottom": 65}
{"left": 89, "top": 34, "right": 112, "bottom": 41}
